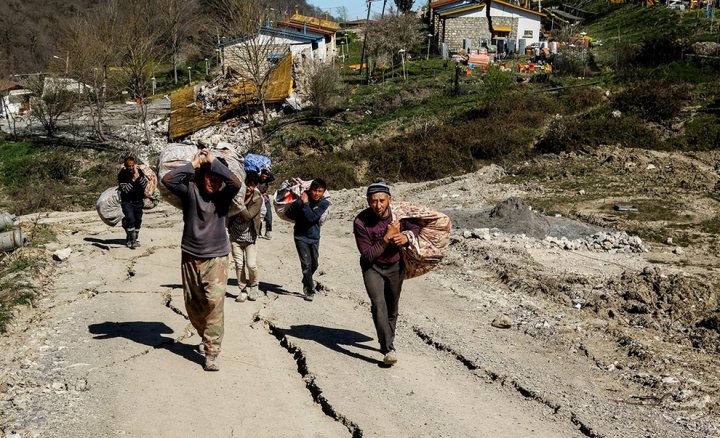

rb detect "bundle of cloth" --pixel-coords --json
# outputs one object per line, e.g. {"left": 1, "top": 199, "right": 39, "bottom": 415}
{"left": 96, "top": 163, "right": 159, "bottom": 227}
{"left": 158, "top": 142, "right": 246, "bottom": 209}
{"left": 272, "top": 177, "right": 331, "bottom": 225}
{"left": 392, "top": 202, "right": 452, "bottom": 279}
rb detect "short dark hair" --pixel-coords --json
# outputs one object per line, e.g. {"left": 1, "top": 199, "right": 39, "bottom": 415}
{"left": 123, "top": 156, "right": 136, "bottom": 166}
{"left": 245, "top": 171, "right": 261, "bottom": 186}
{"left": 310, "top": 178, "right": 327, "bottom": 191}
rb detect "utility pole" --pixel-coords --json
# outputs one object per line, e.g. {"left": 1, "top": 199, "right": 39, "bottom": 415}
{"left": 188, "top": 67, "right": 192, "bottom": 83}
{"left": 359, "top": 0, "right": 372, "bottom": 77}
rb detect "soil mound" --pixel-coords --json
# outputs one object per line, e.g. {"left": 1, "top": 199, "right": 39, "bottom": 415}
{"left": 487, "top": 197, "right": 550, "bottom": 239}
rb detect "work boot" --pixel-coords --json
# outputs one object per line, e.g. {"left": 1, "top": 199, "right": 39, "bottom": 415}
{"left": 133, "top": 230, "right": 141, "bottom": 247}
{"left": 204, "top": 354, "right": 220, "bottom": 371}
{"left": 125, "top": 228, "right": 135, "bottom": 249}
{"left": 383, "top": 350, "right": 398, "bottom": 366}
{"left": 235, "top": 288, "right": 248, "bottom": 302}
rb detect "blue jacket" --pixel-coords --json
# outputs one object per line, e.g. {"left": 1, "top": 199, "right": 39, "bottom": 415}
{"left": 287, "top": 197, "right": 330, "bottom": 244}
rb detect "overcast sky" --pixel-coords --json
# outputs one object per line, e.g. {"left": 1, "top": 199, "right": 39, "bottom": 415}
{"left": 309, "top": 0, "right": 390, "bottom": 21}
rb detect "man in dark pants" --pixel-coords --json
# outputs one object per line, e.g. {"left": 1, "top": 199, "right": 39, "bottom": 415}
{"left": 117, "top": 156, "right": 148, "bottom": 249}
{"left": 353, "top": 181, "right": 419, "bottom": 366}
{"left": 258, "top": 169, "right": 275, "bottom": 239}
{"left": 286, "top": 179, "right": 329, "bottom": 302}
{"left": 162, "top": 149, "right": 241, "bottom": 371}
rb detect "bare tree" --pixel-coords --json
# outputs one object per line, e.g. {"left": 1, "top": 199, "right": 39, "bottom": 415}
{"left": 209, "top": 0, "right": 279, "bottom": 124}
{"left": 60, "top": 4, "right": 121, "bottom": 141}
{"left": 305, "top": 61, "right": 341, "bottom": 115}
{"left": 27, "top": 76, "right": 77, "bottom": 136}
{"left": 113, "top": 0, "right": 164, "bottom": 144}
{"left": 366, "top": 12, "right": 424, "bottom": 80}
{"left": 157, "top": 0, "right": 201, "bottom": 85}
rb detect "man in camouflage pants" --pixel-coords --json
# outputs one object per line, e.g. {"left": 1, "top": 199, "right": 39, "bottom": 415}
{"left": 162, "top": 149, "right": 241, "bottom": 371}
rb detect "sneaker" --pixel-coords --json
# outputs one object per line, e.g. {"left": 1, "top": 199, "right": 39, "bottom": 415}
{"left": 265, "top": 231, "right": 272, "bottom": 240}
{"left": 247, "top": 286, "right": 259, "bottom": 301}
{"left": 383, "top": 350, "right": 398, "bottom": 366}
{"left": 303, "top": 292, "right": 315, "bottom": 302}
{"left": 235, "top": 291, "right": 248, "bottom": 302}
{"left": 204, "top": 354, "right": 220, "bottom": 371}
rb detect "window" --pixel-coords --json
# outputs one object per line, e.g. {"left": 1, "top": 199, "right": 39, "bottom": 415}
{"left": 523, "top": 30, "right": 533, "bottom": 38}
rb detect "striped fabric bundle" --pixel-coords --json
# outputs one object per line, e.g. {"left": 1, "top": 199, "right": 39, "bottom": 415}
{"left": 391, "top": 202, "right": 452, "bottom": 279}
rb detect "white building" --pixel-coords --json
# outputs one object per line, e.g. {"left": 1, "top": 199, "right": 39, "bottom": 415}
{"left": 431, "top": 0, "right": 545, "bottom": 51}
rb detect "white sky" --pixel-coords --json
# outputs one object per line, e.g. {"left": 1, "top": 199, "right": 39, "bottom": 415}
{"left": 309, "top": 0, "right": 394, "bottom": 21}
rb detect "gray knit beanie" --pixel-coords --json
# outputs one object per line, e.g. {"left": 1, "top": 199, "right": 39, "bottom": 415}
{"left": 366, "top": 181, "right": 391, "bottom": 197}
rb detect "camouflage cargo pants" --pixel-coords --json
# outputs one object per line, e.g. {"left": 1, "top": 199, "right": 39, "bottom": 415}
{"left": 181, "top": 252, "right": 228, "bottom": 356}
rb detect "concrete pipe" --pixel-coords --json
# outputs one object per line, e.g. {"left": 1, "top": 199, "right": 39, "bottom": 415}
{"left": 0, "top": 212, "right": 17, "bottom": 232}
{"left": 0, "top": 229, "right": 28, "bottom": 252}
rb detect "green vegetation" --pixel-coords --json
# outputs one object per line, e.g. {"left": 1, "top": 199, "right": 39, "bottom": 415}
{"left": 0, "top": 139, "right": 121, "bottom": 215}
{"left": 0, "top": 222, "right": 56, "bottom": 332}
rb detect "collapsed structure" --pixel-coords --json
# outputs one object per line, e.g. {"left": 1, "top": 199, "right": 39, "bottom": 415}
{"left": 168, "top": 12, "right": 340, "bottom": 141}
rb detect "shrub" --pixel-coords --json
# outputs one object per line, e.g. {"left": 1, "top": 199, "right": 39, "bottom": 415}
{"left": 536, "top": 114, "right": 661, "bottom": 154}
{"left": 483, "top": 65, "right": 514, "bottom": 95}
{"left": 306, "top": 61, "right": 343, "bottom": 115}
{"left": 612, "top": 80, "right": 687, "bottom": 123}
{"left": 556, "top": 87, "right": 604, "bottom": 114}
{"left": 274, "top": 150, "right": 359, "bottom": 190}
{"left": 679, "top": 114, "right": 720, "bottom": 151}
{"left": 552, "top": 47, "right": 595, "bottom": 76}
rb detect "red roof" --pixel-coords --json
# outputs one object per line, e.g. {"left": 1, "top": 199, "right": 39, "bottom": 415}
{"left": 0, "top": 80, "right": 23, "bottom": 93}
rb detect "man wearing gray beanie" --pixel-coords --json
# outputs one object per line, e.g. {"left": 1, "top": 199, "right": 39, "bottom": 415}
{"left": 353, "top": 181, "right": 419, "bottom": 366}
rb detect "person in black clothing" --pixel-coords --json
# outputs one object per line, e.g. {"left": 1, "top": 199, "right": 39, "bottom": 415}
{"left": 258, "top": 169, "right": 276, "bottom": 239}
{"left": 286, "top": 179, "right": 330, "bottom": 301}
{"left": 118, "top": 156, "right": 148, "bottom": 249}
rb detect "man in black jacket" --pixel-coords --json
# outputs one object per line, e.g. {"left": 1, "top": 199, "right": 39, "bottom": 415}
{"left": 117, "top": 156, "right": 148, "bottom": 249}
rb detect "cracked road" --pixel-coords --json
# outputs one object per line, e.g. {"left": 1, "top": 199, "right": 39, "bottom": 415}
{"left": 0, "top": 202, "right": 588, "bottom": 437}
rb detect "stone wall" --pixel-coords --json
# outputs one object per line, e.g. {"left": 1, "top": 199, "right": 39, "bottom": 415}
{"left": 441, "top": 16, "right": 518, "bottom": 51}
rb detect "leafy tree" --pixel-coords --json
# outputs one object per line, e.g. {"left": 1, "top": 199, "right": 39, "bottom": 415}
{"left": 394, "top": 0, "right": 414, "bottom": 13}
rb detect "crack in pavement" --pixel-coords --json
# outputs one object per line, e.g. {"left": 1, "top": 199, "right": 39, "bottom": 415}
{"left": 258, "top": 317, "right": 363, "bottom": 438}
{"left": 162, "top": 289, "right": 189, "bottom": 320}
{"left": 412, "top": 326, "right": 598, "bottom": 438}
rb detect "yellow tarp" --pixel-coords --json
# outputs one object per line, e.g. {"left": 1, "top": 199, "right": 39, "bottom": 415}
{"left": 290, "top": 12, "right": 339, "bottom": 31}
{"left": 169, "top": 53, "right": 294, "bottom": 140}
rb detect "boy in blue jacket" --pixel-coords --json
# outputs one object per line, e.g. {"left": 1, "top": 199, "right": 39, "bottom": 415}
{"left": 286, "top": 179, "right": 329, "bottom": 301}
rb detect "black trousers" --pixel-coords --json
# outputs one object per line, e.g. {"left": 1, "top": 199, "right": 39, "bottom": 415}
{"left": 362, "top": 261, "right": 404, "bottom": 354}
{"left": 294, "top": 239, "right": 319, "bottom": 294}
{"left": 121, "top": 200, "right": 143, "bottom": 230}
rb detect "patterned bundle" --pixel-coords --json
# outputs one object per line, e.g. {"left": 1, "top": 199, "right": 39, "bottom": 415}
{"left": 391, "top": 202, "right": 452, "bottom": 279}
{"left": 272, "top": 178, "right": 331, "bottom": 225}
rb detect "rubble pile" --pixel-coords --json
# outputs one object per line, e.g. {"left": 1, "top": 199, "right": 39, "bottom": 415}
{"left": 545, "top": 231, "right": 649, "bottom": 253}
{"left": 692, "top": 41, "right": 720, "bottom": 56}
{"left": 196, "top": 75, "right": 243, "bottom": 113}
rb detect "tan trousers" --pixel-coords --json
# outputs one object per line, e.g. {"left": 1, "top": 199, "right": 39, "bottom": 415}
{"left": 231, "top": 241, "right": 258, "bottom": 289}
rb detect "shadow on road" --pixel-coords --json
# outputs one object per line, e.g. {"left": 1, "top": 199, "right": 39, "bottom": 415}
{"left": 283, "top": 324, "right": 382, "bottom": 365}
{"left": 88, "top": 321, "right": 202, "bottom": 365}
{"left": 84, "top": 236, "right": 127, "bottom": 248}
{"left": 260, "top": 281, "right": 305, "bottom": 298}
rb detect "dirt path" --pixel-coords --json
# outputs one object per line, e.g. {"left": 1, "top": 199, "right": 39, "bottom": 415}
{"left": 2, "top": 168, "right": 719, "bottom": 437}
